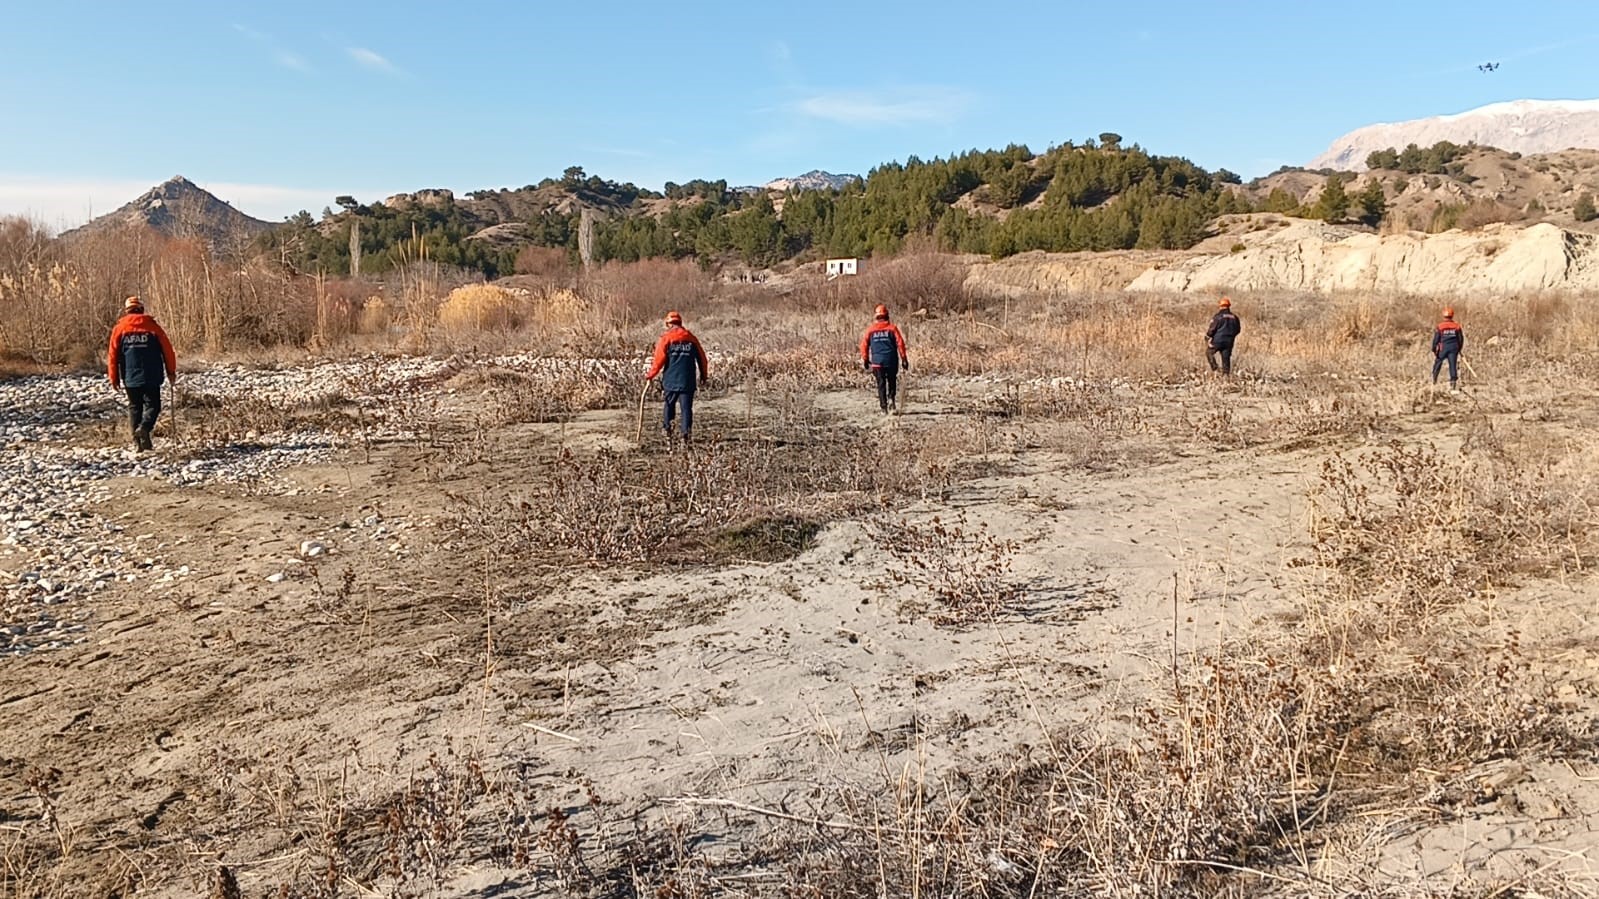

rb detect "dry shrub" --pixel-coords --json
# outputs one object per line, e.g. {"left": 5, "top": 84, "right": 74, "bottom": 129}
{"left": 486, "top": 362, "right": 636, "bottom": 424}
{"left": 513, "top": 244, "right": 575, "bottom": 282}
{"left": 854, "top": 249, "right": 972, "bottom": 314}
{"left": 528, "top": 286, "right": 587, "bottom": 329}
{"left": 438, "top": 283, "right": 523, "bottom": 332}
{"left": 463, "top": 419, "right": 990, "bottom": 567}
{"left": 390, "top": 261, "right": 477, "bottom": 351}
{"left": 717, "top": 348, "right": 859, "bottom": 391}
{"left": 580, "top": 258, "right": 711, "bottom": 329}
{"left": 359, "top": 296, "right": 394, "bottom": 336}
{"left": 1457, "top": 198, "right": 1525, "bottom": 230}
{"left": 872, "top": 513, "right": 1022, "bottom": 625}
{"left": 1309, "top": 433, "right": 1593, "bottom": 619}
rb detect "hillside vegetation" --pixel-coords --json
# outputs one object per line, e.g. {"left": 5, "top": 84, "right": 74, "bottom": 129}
{"left": 257, "top": 138, "right": 1251, "bottom": 277}
{"left": 251, "top": 136, "right": 1599, "bottom": 281}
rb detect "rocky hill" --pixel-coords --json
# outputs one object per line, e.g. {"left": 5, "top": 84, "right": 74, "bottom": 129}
{"left": 1310, "top": 99, "right": 1599, "bottom": 171}
{"left": 61, "top": 176, "right": 274, "bottom": 251}
{"left": 963, "top": 213, "right": 1599, "bottom": 297}
{"left": 764, "top": 170, "right": 859, "bottom": 192}
{"left": 1246, "top": 145, "right": 1599, "bottom": 232}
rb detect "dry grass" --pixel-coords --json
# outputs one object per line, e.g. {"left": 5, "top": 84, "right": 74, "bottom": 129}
{"left": 9, "top": 240, "right": 1599, "bottom": 896}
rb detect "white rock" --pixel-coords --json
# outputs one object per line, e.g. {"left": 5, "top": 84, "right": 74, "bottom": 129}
{"left": 266, "top": 572, "right": 286, "bottom": 584}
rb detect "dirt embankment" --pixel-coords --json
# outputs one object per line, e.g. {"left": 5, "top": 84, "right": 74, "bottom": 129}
{"left": 963, "top": 215, "right": 1599, "bottom": 297}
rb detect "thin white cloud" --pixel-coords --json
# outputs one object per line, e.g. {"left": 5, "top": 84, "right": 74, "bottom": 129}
{"left": 795, "top": 88, "right": 974, "bottom": 126}
{"left": 275, "top": 51, "right": 312, "bottom": 73}
{"left": 347, "top": 47, "right": 399, "bottom": 74}
{"left": 234, "top": 23, "right": 313, "bottom": 74}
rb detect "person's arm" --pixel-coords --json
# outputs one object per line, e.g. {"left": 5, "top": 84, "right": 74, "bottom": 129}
{"left": 1432, "top": 327, "right": 1442, "bottom": 354}
{"left": 692, "top": 335, "right": 709, "bottom": 384}
{"left": 1231, "top": 314, "right": 1241, "bottom": 335}
{"left": 154, "top": 323, "right": 177, "bottom": 381}
{"left": 892, "top": 325, "right": 908, "bottom": 368}
{"left": 645, "top": 334, "right": 667, "bottom": 380}
{"left": 1205, "top": 315, "right": 1219, "bottom": 341}
{"left": 1457, "top": 326, "right": 1465, "bottom": 352}
{"left": 107, "top": 323, "right": 123, "bottom": 386}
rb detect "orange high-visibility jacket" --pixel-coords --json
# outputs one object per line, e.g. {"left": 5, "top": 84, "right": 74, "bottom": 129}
{"left": 107, "top": 313, "right": 177, "bottom": 388}
{"left": 860, "top": 320, "right": 907, "bottom": 368}
{"left": 646, "top": 325, "right": 708, "bottom": 391}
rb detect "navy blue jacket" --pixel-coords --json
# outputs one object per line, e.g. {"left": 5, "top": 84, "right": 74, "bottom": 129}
{"left": 646, "top": 326, "right": 709, "bottom": 393}
{"left": 1206, "top": 310, "right": 1241, "bottom": 349}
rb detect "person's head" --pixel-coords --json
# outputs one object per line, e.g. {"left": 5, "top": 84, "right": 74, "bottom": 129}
{"left": 124, "top": 296, "right": 144, "bottom": 315}
{"left": 873, "top": 303, "right": 889, "bottom": 321}
{"left": 664, "top": 310, "right": 682, "bottom": 328}
{"left": 1442, "top": 306, "right": 1455, "bottom": 320}
{"left": 1218, "top": 297, "right": 1232, "bottom": 310}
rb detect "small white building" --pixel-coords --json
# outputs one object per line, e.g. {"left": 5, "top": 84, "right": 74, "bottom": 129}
{"left": 825, "top": 258, "right": 859, "bottom": 279}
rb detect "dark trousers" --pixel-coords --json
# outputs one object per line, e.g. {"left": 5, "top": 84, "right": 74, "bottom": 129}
{"left": 1206, "top": 343, "right": 1233, "bottom": 375}
{"left": 873, "top": 367, "right": 899, "bottom": 411}
{"left": 126, "top": 385, "right": 162, "bottom": 436}
{"left": 662, "top": 389, "right": 694, "bottom": 438}
{"left": 1432, "top": 350, "right": 1459, "bottom": 384}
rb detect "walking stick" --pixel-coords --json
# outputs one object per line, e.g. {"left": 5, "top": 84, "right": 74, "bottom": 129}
{"left": 636, "top": 380, "right": 651, "bottom": 445}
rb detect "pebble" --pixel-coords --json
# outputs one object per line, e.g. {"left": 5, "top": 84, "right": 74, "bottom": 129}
{"left": 0, "top": 354, "right": 526, "bottom": 657}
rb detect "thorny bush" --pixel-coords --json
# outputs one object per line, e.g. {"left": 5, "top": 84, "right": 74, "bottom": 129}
{"left": 871, "top": 513, "right": 1023, "bottom": 626}
{"left": 1309, "top": 433, "right": 1595, "bottom": 618}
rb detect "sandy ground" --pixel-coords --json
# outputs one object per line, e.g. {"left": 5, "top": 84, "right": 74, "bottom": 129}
{"left": 2, "top": 366, "right": 1597, "bottom": 896}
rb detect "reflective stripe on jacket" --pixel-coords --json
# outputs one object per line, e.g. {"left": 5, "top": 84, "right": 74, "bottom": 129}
{"left": 645, "top": 326, "right": 708, "bottom": 392}
{"left": 1206, "top": 310, "right": 1241, "bottom": 348}
{"left": 107, "top": 314, "right": 177, "bottom": 388}
{"left": 859, "top": 321, "right": 907, "bottom": 369}
{"left": 1433, "top": 321, "right": 1464, "bottom": 354}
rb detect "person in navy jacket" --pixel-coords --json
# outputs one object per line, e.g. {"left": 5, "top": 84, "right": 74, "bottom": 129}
{"left": 645, "top": 310, "right": 709, "bottom": 444}
{"left": 859, "top": 304, "right": 909, "bottom": 414}
{"left": 1432, "top": 307, "right": 1465, "bottom": 390}
{"left": 107, "top": 296, "right": 177, "bottom": 452}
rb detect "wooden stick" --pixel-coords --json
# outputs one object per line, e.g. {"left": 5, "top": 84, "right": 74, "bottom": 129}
{"left": 521, "top": 721, "right": 581, "bottom": 743}
{"left": 659, "top": 796, "right": 861, "bottom": 831}
{"left": 636, "top": 380, "right": 651, "bottom": 445}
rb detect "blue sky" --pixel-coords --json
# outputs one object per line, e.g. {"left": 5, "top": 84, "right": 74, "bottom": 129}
{"left": 4, "top": 0, "right": 1599, "bottom": 229}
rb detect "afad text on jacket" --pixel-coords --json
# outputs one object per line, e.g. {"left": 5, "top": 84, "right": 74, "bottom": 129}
{"left": 859, "top": 321, "right": 908, "bottom": 370}
{"left": 107, "top": 313, "right": 177, "bottom": 388}
{"left": 646, "top": 325, "right": 709, "bottom": 392}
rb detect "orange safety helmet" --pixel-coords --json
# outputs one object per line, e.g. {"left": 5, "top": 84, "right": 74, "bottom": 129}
{"left": 873, "top": 304, "right": 889, "bottom": 320}
{"left": 664, "top": 310, "right": 683, "bottom": 326}
{"left": 1442, "top": 306, "right": 1455, "bottom": 319}
{"left": 124, "top": 295, "right": 144, "bottom": 312}
{"left": 1218, "top": 296, "right": 1232, "bottom": 309}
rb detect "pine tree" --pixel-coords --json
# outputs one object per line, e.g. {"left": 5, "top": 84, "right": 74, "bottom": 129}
{"left": 1357, "top": 180, "right": 1387, "bottom": 227}
{"left": 1313, "top": 177, "right": 1350, "bottom": 222}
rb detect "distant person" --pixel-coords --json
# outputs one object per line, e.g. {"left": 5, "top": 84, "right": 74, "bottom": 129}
{"left": 1432, "top": 306, "right": 1465, "bottom": 390}
{"left": 107, "top": 296, "right": 177, "bottom": 452}
{"left": 645, "top": 310, "right": 708, "bottom": 445}
{"left": 859, "top": 304, "right": 909, "bottom": 414}
{"left": 1205, "top": 296, "right": 1241, "bottom": 376}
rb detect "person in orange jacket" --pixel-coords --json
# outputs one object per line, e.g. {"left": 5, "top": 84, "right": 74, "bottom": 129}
{"left": 107, "top": 296, "right": 177, "bottom": 452}
{"left": 644, "top": 310, "right": 709, "bottom": 444}
{"left": 1431, "top": 306, "right": 1465, "bottom": 390}
{"left": 859, "top": 304, "right": 909, "bottom": 414}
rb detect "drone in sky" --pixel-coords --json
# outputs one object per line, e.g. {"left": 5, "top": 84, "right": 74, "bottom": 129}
{"left": 1478, "top": 61, "right": 1500, "bottom": 72}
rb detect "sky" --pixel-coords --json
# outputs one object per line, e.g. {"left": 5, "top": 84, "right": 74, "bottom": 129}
{"left": 4, "top": 0, "right": 1599, "bottom": 230}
